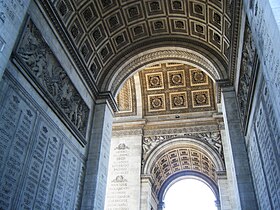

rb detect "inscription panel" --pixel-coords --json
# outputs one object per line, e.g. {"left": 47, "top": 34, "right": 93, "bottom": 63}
{"left": 106, "top": 144, "right": 130, "bottom": 209}
{"left": 248, "top": 82, "right": 280, "bottom": 209}
{"left": 0, "top": 73, "right": 86, "bottom": 210}
{"left": 0, "top": 88, "right": 36, "bottom": 210}
{"left": 105, "top": 136, "right": 142, "bottom": 210}
{"left": 52, "top": 145, "right": 81, "bottom": 210}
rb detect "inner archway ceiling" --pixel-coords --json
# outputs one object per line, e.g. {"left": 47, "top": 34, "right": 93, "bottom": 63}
{"left": 139, "top": 134, "right": 225, "bottom": 197}
{"left": 147, "top": 142, "right": 220, "bottom": 196}
{"left": 116, "top": 63, "right": 216, "bottom": 117}
{"left": 40, "top": 0, "right": 240, "bottom": 94}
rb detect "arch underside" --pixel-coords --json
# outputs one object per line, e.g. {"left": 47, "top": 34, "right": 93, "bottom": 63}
{"left": 41, "top": 0, "right": 240, "bottom": 96}
{"left": 143, "top": 138, "right": 225, "bottom": 198}
{"left": 158, "top": 170, "right": 220, "bottom": 203}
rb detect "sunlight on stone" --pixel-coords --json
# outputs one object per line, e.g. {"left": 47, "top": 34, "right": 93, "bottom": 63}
{"left": 164, "top": 179, "right": 217, "bottom": 210}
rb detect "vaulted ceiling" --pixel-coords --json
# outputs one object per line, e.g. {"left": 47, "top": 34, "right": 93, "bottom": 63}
{"left": 116, "top": 63, "right": 216, "bottom": 117}
{"left": 39, "top": 0, "right": 241, "bottom": 95}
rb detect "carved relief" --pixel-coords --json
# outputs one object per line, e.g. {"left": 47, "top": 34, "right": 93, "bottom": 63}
{"left": 115, "top": 143, "right": 130, "bottom": 150}
{"left": 190, "top": 68, "right": 209, "bottom": 86}
{"left": 167, "top": 70, "right": 185, "bottom": 88}
{"left": 237, "top": 20, "right": 258, "bottom": 130}
{"left": 184, "top": 132, "right": 223, "bottom": 156}
{"left": 146, "top": 72, "right": 164, "bottom": 90}
{"left": 191, "top": 89, "right": 211, "bottom": 108}
{"left": 169, "top": 92, "right": 187, "bottom": 109}
{"left": 148, "top": 94, "right": 166, "bottom": 112}
{"left": 16, "top": 19, "right": 89, "bottom": 139}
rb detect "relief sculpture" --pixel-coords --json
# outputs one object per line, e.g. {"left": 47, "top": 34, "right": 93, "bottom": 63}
{"left": 238, "top": 20, "right": 257, "bottom": 128}
{"left": 16, "top": 19, "right": 89, "bottom": 138}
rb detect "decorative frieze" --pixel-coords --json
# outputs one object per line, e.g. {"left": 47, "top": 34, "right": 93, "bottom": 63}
{"left": 15, "top": 18, "right": 89, "bottom": 142}
{"left": 144, "top": 124, "right": 219, "bottom": 136}
{"left": 112, "top": 129, "right": 143, "bottom": 137}
{"left": 237, "top": 19, "right": 258, "bottom": 131}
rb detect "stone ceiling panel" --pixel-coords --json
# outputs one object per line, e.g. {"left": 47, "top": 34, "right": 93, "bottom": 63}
{"left": 42, "top": 0, "right": 236, "bottom": 87}
{"left": 151, "top": 147, "right": 217, "bottom": 195}
{"left": 140, "top": 63, "right": 216, "bottom": 116}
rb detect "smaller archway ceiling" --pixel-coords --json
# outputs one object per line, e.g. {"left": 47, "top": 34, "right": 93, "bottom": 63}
{"left": 116, "top": 63, "right": 216, "bottom": 116}
{"left": 151, "top": 146, "right": 217, "bottom": 195}
{"left": 40, "top": 0, "right": 240, "bottom": 92}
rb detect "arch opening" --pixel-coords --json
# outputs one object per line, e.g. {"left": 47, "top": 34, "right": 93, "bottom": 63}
{"left": 163, "top": 177, "right": 218, "bottom": 210}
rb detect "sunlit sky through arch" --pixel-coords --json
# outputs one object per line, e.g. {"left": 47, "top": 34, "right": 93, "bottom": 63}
{"left": 164, "top": 179, "right": 217, "bottom": 210}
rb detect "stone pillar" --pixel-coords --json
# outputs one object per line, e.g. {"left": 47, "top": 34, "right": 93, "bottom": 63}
{"left": 140, "top": 175, "right": 154, "bottom": 210}
{"left": 104, "top": 128, "right": 143, "bottom": 210}
{"left": 221, "top": 86, "right": 258, "bottom": 210}
{"left": 217, "top": 171, "right": 233, "bottom": 210}
{"left": 0, "top": 0, "right": 31, "bottom": 80}
{"left": 81, "top": 97, "right": 116, "bottom": 210}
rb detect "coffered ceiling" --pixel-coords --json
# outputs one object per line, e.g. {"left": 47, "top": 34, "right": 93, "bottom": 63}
{"left": 152, "top": 146, "right": 217, "bottom": 195}
{"left": 116, "top": 63, "right": 216, "bottom": 116}
{"left": 39, "top": 0, "right": 240, "bottom": 93}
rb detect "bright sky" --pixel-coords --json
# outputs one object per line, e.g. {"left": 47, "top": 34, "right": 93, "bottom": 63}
{"left": 164, "top": 179, "right": 217, "bottom": 210}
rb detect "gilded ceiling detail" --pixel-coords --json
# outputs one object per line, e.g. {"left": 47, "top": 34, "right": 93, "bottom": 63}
{"left": 44, "top": 0, "right": 233, "bottom": 83}
{"left": 140, "top": 63, "right": 215, "bottom": 116}
{"left": 151, "top": 147, "right": 217, "bottom": 195}
{"left": 115, "top": 77, "right": 136, "bottom": 116}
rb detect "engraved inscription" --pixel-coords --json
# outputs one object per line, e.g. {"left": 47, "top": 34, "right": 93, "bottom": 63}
{"left": 106, "top": 143, "right": 130, "bottom": 209}
{"left": 52, "top": 145, "right": 80, "bottom": 209}
{"left": 0, "top": 89, "right": 36, "bottom": 210}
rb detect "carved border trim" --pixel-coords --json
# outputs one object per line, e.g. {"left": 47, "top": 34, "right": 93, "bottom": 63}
{"left": 106, "top": 48, "right": 223, "bottom": 95}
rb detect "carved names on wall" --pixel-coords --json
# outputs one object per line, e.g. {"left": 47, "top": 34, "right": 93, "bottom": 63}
{"left": 0, "top": 88, "right": 36, "bottom": 209}
{"left": 0, "top": 75, "right": 85, "bottom": 209}
{"left": 106, "top": 143, "right": 131, "bottom": 209}
{"left": 15, "top": 18, "right": 89, "bottom": 143}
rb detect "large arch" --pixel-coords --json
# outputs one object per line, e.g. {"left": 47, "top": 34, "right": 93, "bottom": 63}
{"left": 101, "top": 46, "right": 228, "bottom": 96}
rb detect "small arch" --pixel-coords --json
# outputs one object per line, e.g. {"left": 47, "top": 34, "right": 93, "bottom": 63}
{"left": 143, "top": 137, "right": 225, "bottom": 175}
{"left": 158, "top": 170, "right": 220, "bottom": 205}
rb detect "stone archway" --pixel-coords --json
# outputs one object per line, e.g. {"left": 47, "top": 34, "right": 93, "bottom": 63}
{"left": 158, "top": 171, "right": 220, "bottom": 210}
{"left": 142, "top": 137, "right": 224, "bottom": 209}
{"left": 101, "top": 47, "right": 228, "bottom": 97}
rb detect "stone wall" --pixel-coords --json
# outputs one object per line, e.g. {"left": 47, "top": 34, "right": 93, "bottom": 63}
{"left": 0, "top": 66, "right": 88, "bottom": 210}
{"left": 246, "top": 73, "right": 280, "bottom": 209}
{"left": 0, "top": 2, "right": 94, "bottom": 208}
{"left": 0, "top": 0, "right": 31, "bottom": 79}
{"left": 236, "top": 1, "right": 280, "bottom": 208}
